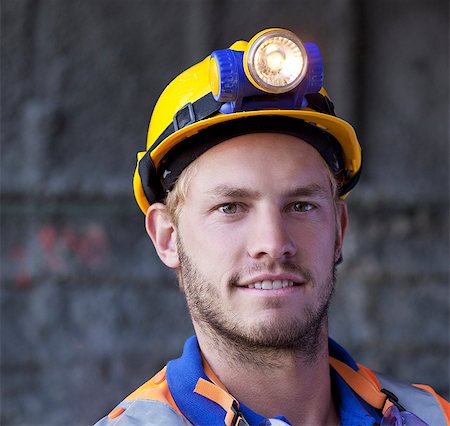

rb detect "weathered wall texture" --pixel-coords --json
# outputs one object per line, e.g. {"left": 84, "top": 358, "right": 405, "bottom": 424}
{"left": 1, "top": 1, "right": 449, "bottom": 425}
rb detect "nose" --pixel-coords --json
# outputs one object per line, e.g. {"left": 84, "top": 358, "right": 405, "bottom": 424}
{"left": 247, "top": 208, "right": 297, "bottom": 260}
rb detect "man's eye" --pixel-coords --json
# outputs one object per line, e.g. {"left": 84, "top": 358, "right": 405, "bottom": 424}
{"left": 218, "top": 203, "right": 239, "bottom": 214}
{"left": 289, "top": 202, "right": 314, "bottom": 212}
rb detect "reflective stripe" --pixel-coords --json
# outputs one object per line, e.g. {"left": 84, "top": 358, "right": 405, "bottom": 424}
{"left": 376, "top": 372, "right": 448, "bottom": 425}
{"left": 93, "top": 399, "right": 191, "bottom": 426}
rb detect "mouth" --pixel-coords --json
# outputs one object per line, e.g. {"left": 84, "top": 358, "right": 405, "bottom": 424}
{"left": 243, "top": 279, "right": 300, "bottom": 290}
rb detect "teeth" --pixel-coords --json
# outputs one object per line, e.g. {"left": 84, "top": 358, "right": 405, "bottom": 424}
{"left": 262, "top": 280, "right": 272, "bottom": 289}
{"left": 247, "top": 280, "right": 294, "bottom": 289}
{"left": 273, "top": 280, "right": 283, "bottom": 289}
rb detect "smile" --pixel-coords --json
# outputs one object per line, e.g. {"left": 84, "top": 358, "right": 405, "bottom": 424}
{"left": 245, "top": 279, "right": 296, "bottom": 289}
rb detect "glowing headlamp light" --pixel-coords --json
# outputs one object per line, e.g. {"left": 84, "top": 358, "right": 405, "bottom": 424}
{"left": 209, "top": 28, "right": 324, "bottom": 113}
{"left": 245, "top": 29, "right": 307, "bottom": 94}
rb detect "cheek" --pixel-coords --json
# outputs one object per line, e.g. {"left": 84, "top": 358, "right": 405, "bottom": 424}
{"left": 205, "top": 231, "right": 245, "bottom": 275}
{"left": 179, "top": 218, "right": 245, "bottom": 277}
{"left": 291, "top": 220, "right": 337, "bottom": 260}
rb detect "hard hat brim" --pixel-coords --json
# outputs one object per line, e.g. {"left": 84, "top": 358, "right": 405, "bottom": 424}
{"left": 153, "top": 109, "right": 360, "bottom": 175}
{"left": 134, "top": 108, "right": 361, "bottom": 214}
{"left": 134, "top": 109, "right": 361, "bottom": 214}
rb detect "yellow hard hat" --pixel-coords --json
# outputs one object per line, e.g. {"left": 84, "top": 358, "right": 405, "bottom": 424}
{"left": 134, "top": 28, "right": 362, "bottom": 214}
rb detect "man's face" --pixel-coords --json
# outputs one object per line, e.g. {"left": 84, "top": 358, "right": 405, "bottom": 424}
{"left": 157, "top": 133, "right": 347, "bottom": 353}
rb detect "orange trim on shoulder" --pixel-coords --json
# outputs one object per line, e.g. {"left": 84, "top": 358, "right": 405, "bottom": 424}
{"left": 108, "top": 406, "right": 125, "bottom": 419}
{"left": 357, "top": 363, "right": 381, "bottom": 389}
{"left": 356, "top": 363, "right": 395, "bottom": 411}
{"left": 413, "top": 384, "right": 450, "bottom": 423}
{"left": 329, "top": 357, "right": 387, "bottom": 410}
{"left": 124, "top": 367, "right": 184, "bottom": 416}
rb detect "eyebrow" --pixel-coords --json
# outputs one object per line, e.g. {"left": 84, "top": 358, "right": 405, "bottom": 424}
{"left": 285, "top": 184, "right": 330, "bottom": 199}
{"left": 206, "top": 185, "right": 262, "bottom": 199}
{"left": 206, "top": 183, "right": 330, "bottom": 200}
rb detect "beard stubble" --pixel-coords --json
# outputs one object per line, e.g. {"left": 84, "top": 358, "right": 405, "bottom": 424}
{"left": 177, "top": 238, "right": 337, "bottom": 367}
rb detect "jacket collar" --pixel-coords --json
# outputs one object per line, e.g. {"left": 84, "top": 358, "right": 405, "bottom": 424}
{"left": 166, "top": 335, "right": 380, "bottom": 425}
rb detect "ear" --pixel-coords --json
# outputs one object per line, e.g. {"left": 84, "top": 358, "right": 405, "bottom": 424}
{"left": 334, "top": 200, "right": 348, "bottom": 262}
{"left": 145, "top": 203, "right": 180, "bottom": 268}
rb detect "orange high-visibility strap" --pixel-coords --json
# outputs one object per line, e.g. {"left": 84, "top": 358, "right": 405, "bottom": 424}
{"left": 124, "top": 367, "right": 184, "bottom": 416}
{"left": 329, "top": 357, "right": 391, "bottom": 413}
{"left": 194, "top": 378, "right": 246, "bottom": 426}
{"left": 357, "top": 363, "right": 381, "bottom": 388}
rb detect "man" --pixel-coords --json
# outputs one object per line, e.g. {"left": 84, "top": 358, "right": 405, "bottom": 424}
{"left": 96, "top": 29, "right": 449, "bottom": 425}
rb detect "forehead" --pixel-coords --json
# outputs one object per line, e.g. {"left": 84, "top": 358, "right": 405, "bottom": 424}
{"left": 187, "top": 133, "right": 333, "bottom": 194}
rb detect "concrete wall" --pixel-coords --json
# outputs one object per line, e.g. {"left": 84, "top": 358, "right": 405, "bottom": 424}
{"left": 1, "top": 1, "right": 448, "bottom": 424}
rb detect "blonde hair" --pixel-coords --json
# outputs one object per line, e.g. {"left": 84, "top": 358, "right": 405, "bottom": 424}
{"left": 165, "top": 160, "right": 198, "bottom": 224}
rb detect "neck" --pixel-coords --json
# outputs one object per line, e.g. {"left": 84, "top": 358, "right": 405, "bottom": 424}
{"left": 194, "top": 322, "right": 339, "bottom": 426}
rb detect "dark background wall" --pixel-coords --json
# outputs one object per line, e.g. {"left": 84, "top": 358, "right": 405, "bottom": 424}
{"left": 1, "top": 1, "right": 448, "bottom": 425}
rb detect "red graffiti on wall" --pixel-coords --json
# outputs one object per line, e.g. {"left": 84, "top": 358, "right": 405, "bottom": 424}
{"left": 8, "top": 223, "right": 111, "bottom": 288}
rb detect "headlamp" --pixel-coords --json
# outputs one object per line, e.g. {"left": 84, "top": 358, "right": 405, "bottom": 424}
{"left": 209, "top": 28, "right": 324, "bottom": 113}
{"left": 244, "top": 29, "right": 307, "bottom": 94}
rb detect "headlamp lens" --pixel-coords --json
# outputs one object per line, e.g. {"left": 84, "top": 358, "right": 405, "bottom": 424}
{"left": 247, "top": 30, "right": 307, "bottom": 93}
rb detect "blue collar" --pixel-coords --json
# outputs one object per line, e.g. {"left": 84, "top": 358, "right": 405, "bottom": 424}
{"left": 166, "top": 336, "right": 381, "bottom": 425}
